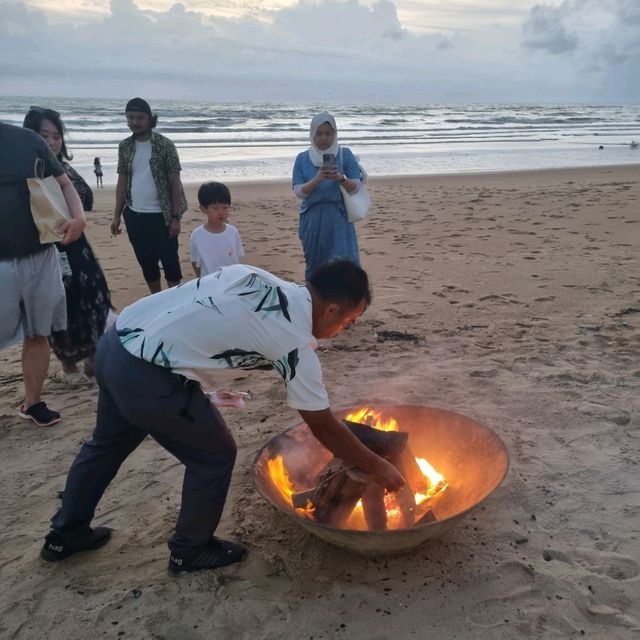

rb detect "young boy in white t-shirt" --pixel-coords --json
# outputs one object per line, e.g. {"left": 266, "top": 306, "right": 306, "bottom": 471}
{"left": 190, "top": 182, "right": 245, "bottom": 277}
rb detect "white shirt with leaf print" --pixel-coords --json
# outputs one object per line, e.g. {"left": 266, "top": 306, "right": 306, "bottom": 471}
{"left": 115, "top": 264, "right": 330, "bottom": 411}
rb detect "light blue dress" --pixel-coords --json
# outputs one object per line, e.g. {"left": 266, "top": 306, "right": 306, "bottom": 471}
{"left": 292, "top": 147, "right": 361, "bottom": 279}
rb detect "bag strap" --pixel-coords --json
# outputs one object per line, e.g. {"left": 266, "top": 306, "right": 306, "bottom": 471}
{"left": 359, "top": 163, "right": 368, "bottom": 186}
{"left": 337, "top": 147, "right": 344, "bottom": 174}
{"left": 339, "top": 147, "right": 367, "bottom": 185}
{"left": 33, "top": 156, "right": 45, "bottom": 179}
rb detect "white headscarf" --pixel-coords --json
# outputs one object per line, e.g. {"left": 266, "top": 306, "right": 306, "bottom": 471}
{"left": 308, "top": 111, "right": 339, "bottom": 167}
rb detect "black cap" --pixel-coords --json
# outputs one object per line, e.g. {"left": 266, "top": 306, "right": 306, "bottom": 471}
{"left": 125, "top": 97, "right": 152, "bottom": 116}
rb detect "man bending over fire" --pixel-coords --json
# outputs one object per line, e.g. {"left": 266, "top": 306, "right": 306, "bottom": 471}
{"left": 40, "top": 260, "right": 404, "bottom": 574}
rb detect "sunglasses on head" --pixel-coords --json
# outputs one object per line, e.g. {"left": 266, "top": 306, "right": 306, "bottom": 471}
{"left": 29, "top": 106, "right": 60, "bottom": 119}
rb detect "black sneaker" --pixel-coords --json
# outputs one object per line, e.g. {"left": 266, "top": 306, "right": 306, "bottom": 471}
{"left": 168, "top": 538, "right": 247, "bottom": 575}
{"left": 18, "top": 402, "right": 61, "bottom": 427}
{"left": 40, "top": 527, "right": 112, "bottom": 562}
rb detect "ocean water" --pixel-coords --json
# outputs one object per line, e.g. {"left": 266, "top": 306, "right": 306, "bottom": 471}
{"left": 2, "top": 97, "right": 639, "bottom": 185}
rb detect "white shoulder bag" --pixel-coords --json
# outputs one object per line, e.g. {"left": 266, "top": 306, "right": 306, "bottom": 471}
{"left": 339, "top": 152, "right": 371, "bottom": 223}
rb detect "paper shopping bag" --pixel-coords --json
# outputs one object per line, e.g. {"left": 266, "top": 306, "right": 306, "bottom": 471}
{"left": 26, "top": 175, "right": 70, "bottom": 244}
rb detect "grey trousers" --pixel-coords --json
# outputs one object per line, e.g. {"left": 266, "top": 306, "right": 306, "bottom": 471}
{"left": 52, "top": 327, "right": 237, "bottom": 554}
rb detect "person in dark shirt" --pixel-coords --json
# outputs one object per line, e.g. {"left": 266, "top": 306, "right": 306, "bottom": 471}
{"left": 0, "top": 121, "right": 86, "bottom": 426}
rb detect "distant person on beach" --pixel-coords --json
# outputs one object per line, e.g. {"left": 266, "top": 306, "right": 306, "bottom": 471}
{"left": 93, "top": 157, "right": 103, "bottom": 188}
{"left": 0, "top": 121, "right": 86, "bottom": 426}
{"left": 292, "top": 112, "right": 363, "bottom": 279}
{"left": 190, "top": 181, "right": 245, "bottom": 277}
{"left": 40, "top": 260, "right": 404, "bottom": 572}
{"left": 111, "top": 97, "right": 187, "bottom": 294}
{"left": 23, "top": 107, "right": 112, "bottom": 386}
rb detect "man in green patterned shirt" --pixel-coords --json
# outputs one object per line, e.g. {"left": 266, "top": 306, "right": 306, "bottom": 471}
{"left": 111, "top": 98, "right": 188, "bottom": 293}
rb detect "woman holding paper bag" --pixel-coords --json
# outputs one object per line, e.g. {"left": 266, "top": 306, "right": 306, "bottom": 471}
{"left": 23, "top": 107, "right": 112, "bottom": 384}
{"left": 292, "top": 112, "right": 362, "bottom": 279}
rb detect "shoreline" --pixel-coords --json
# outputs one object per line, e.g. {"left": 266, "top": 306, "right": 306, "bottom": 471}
{"left": 88, "top": 163, "right": 640, "bottom": 190}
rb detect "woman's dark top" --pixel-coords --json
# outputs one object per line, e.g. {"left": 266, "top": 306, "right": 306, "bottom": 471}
{"left": 50, "top": 162, "right": 110, "bottom": 364}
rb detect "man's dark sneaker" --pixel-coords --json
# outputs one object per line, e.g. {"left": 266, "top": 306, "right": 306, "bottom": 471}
{"left": 40, "top": 527, "right": 112, "bottom": 562}
{"left": 168, "top": 538, "right": 247, "bottom": 575}
{"left": 18, "top": 402, "right": 61, "bottom": 427}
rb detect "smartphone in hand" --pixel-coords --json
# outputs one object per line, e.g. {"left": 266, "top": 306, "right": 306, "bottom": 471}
{"left": 322, "top": 153, "right": 336, "bottom": 168}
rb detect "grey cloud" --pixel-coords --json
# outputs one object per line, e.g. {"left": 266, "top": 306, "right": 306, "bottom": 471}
{"left": 615, "top": 0, "right": 640, "bottom": 24}
{"left": 436, "top": 37, "right": 452, "bottom": 51}
{"left": 1, "top": 0, "right": 638, "bottom": 101}
{"left": 522, "top": 3, "right": 578, "bottom": 54}
{"left": 273, "top": 0, "right": 410, "bottom": 50}
{"left": 0, "top": 0, "right": 440, "bottom": 87}
{"left": 522, "top": 0, "right": 640, "bottom": 61}
{"left": 519, "top": 0, "right": 640, "bottom": 99}
{"left": 2, "top": 0, "right": 44, "bottom": 30}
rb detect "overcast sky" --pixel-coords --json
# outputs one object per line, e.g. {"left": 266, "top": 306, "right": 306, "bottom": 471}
{"left": 1, "top": 0, "right": 638, "bottom": 103}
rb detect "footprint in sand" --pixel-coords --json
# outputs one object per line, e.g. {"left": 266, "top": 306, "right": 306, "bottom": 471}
{"left": 478, "top": 293, "right": 526, "bottom": 306}
{"left": 576, "top": 403, "right": 631, "bottom": 426}
{"left": 468, "top": 561, "right": 536, "bottom": 626}
{"left": 469, "top": 368, "right": 499, "bottom": 378}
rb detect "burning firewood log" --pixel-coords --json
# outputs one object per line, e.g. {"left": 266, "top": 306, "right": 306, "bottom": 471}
{"left": 392, "top": 446, "right": 427, "bottom": 493}
{"left": 394, "top": 484, "right": 417, "bottom": 527}
{"left": 361, "top": 482, "right": 387, "bottom": 531}
{"left": 384, "top": 445, "right": 428, "bottom": 528}
{"left": 291, "top": 489, "right": 315, "bottom": 510}
{"left": 293, "top": 420, "right": 416, "bottom": 530}
{"left": 312, "top": 460, "right": 367, "bottom": 527}
{"left": 342, "top": 420, "right": 408, "bottom": 458}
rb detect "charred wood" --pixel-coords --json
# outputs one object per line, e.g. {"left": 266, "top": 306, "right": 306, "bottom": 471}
{"left": 291, "top": 489, "right": 315, "bottom": 510}
{"left": 415, "top": 508, "right": 437, "bottom": 526}
{"left": 312, "top": 459, "right": 367, "bottom": 528}
{"left": 343, "top": 420, "right": 408, "bottom": 458}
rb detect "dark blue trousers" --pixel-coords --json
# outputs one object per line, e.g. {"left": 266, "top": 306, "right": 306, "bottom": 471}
{"left": 52, "top": 327, "right": 237, "bottom": 554}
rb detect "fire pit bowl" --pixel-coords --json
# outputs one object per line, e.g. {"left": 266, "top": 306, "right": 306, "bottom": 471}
{"left": 253, "top": 405, "right": 509, "bottom": 555}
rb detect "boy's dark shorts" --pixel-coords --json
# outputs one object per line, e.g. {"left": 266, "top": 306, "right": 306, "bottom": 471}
{"left": 123, "top": 207, "right": 182, "bottom": 283}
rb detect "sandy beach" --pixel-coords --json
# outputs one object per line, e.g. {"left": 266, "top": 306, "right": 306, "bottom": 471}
{"left": 0, "top": 165, "right": 638, "bottom": 639}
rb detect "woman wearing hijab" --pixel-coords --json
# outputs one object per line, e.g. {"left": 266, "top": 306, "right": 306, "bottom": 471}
{"left": 292, "top": 112, "right": 362, "bottom": 279}
{"left": 23, "top": 107, "right": 112, "bottom": 384}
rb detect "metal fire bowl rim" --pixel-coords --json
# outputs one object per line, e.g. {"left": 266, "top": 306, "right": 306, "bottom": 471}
{"left": 252, "top": 403, "right": 510, "bottom": 537}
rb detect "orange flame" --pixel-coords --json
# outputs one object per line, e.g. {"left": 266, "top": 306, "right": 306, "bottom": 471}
{"left": 267, "top": 455, "right": 314, "bottom": 518}
{"left": 267, "top": 455, "right": 293, "bottom": 501}
{"left": 414, "top": 457, "right": 448, "bottom": 505}
{"left": 344, "top": 407, "right": 399, "bottom": 432}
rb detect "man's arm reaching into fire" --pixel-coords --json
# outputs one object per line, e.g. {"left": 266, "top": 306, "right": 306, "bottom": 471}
{"left": 298, "top": 408, "right": 406, "bottom": 492}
